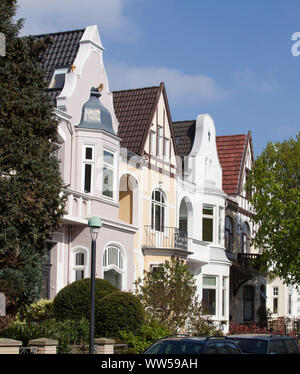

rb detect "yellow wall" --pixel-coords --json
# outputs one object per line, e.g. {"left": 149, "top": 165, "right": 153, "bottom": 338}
{"left": 119, "top": 90, "right": 178, "bottom": 278}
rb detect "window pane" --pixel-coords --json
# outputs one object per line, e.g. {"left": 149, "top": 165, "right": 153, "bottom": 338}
{"left": 119, "top": 252, "right": 123, "bottom": 270}
{"left": 203, "top": 276, "right": 216, "bottom": 286}
{"left": 76, "top": 253, "right": 85, "bottom": 266}
{"left": 150, "top": 131, "right": 156, "bottom": 155}
{"left": 76, "top": 270, "right": 84, "bottom": 281}
{"left": 84, "top": 164, "right": 92, "bottom": 193}
{"left": 155, "top": 190, "right": 161, "bottom": 202}
{"left": 203, "top": 218, "right": 213, "bottom": 242}
{"left": 155, "top": 204, "right": 162, "bottom": 231}
{"left": 203, "top": 289, "right": 216, "bottom": 315}
{"left": 108, "top": 247, "right": 118, "bottom": 267}
{"left": 203, "top": 206, "right": 213, "bottom": 215}
{"left": 104, "top": 150, "right": 114, "bottom": 165}
{"left": 51, "top": 73, "right": 66, "bottom": 89}
{"left": 85, "top": 147, "right": 93, "bottom": 160}
{"left": 104, "top": 269, "right": 122, "bottom": 290}
{"left": 102, "top": 167, "right": 114, "bottom": 198}
{"left": 164, "top": 138, "right": 170, "bottom": 159}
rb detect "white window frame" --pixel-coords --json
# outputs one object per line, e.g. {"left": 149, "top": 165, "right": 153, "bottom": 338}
{"left": 157, "top": 126, "right": 163, "bottom": 158}
{"left": 272, "top": 287, "right": 279, "bottom": 314}
{"left": 202, "top": 275, "right": 218, "bottom": 317}
{"left": 103, "top": 245, "right": 125, "bottom": 290}
{"left": 163, "top": 137, "right": 170, "bottom": 161}
{"left": 102, "top": 148, "right": 116, "bottom": 200}
{"left": 150, "top": 130, "right": 156, "bottom": 155}
{"left": 151, "top": 188, "right": 166, "bottom": 233}
{"left": 222, "top": 276, "right": 228, "bottom": 317}
{"left": 218, "top": 206, "right": 224, "bottom": 246}
{"left": 82, "top": 144, "right": 95, "bottom": 194}
{"left": 49, "top": 67, "right": 68, "bottom": 89}
{"left": 71, "top": 247, "right": 89, "bottom": 282}
{"left": 202, "top": 205, "right": 215, "bottom": 243}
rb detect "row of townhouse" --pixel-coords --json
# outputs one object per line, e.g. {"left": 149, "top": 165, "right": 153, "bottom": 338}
{"left": 35, "top": 25, "right": 299, "bottom": 333}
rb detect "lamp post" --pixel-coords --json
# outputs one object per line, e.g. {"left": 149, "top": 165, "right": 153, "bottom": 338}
{"left": 88, "top": 216, "right": 102, "bottom": 354}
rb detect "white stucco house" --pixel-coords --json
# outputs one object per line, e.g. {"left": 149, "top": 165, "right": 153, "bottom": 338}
{"left": 173, "top": 115, "right": 231, "bottom": 332}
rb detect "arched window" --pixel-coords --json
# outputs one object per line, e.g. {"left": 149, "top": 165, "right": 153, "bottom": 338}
{"left": 72, "top": 249, "right": 88, "bottom": 281}
{"left": 225, "top": 216, "right": 233, "bottom": 252}
{"left": 242, "top": 222, "right": 250, "bottom": 253}
{"left": 103, "top": 246, "right": 124, "bottom": 290}
{"left": 151, "top": 189, "right": 166, "bottom": 232}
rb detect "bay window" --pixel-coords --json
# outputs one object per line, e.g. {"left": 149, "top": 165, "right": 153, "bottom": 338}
{"left": 202, "top": 276, "right": 217, "bottom": 316}
{"left": 102, "top": 149, "right": 115, "bottom": 199}
{"left": 83, "top": 145, "right": 94, "bottom": 193}
{"left": 202, "top": 205, "right": 214, "bottom": 242}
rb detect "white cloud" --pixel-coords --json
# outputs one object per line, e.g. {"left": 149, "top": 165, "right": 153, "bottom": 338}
{"left": 234, "top": 68, "right": 278, "bottom": 93}
{"left": 107, "top": 62, "right": 230, "bottom": 104}
{"left": 16, "top": 0, "right": 139, "bottom": 42}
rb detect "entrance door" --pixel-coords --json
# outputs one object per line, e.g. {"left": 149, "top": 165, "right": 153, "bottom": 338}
{"left": 243, "top": 286, "right": 254, "bottom": 322}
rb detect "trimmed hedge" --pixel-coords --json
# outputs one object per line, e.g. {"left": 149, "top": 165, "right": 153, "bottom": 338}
{"left": 53, "top": 278, "right": 118, "bottom": 321}
{"left": 0, "top": 318, "right": 89, "bottom": 353}
{"left": 95, "top": 291, "right": 145, "bottom": 338}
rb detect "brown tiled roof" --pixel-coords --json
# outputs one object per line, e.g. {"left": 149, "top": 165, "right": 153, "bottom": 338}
{"left": 113, "top": 83, "right": 177, "bottom": 155}
{"left": 172, "top": 120, "right": 196, "bottom": 158}
{"left": 216, "top": 134, "right": 248, "bottom": 195}
{"left": 33, "top": 28, "right": 85, "bottom": 102}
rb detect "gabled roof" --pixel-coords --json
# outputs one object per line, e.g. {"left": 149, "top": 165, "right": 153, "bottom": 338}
{"left": 216, "top": 133, "right": 249, "bottom": 195}
{"left": 172, "top": 120, "right": 196, "bottom": 159}
{"left": 33, "top": 28, "right": 85, "bottom": 102}
{"left": 171, "top": 120, "right": 253, "bottom": 195}
{"left": 113, "top": 82, "right": 177, "bottom": 156}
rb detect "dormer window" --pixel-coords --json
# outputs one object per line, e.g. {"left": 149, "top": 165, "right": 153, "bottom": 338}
{"left": 49, "top": 67, "right": 68, "bottom": 89}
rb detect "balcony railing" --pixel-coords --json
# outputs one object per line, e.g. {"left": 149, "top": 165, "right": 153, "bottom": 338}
{"left": 143, "top": 225, "right": 188, "bottom": 251}
{"left": 237, "top": 253, "right": 261, "bottom": 271}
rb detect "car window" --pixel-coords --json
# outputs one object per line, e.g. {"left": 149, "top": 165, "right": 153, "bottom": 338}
{"left": 269, "top": 340, "right": 287, "bottom": 354}
{"left": 224, "top": 342, "right": 241, "bottom": 354}
{"left": 144, "top": 341, "right": 205, "bottom": 354}
{"left": 205, "top": 343, "right": 219, "bottom": 354}
{"left": 284, "top": 339, "right": 299, "bottom": 354}
{"left": 230, "top": 338, "right": 268, "bottom": 354}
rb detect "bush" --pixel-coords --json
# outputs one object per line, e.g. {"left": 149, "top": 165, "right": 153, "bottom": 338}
{"left": 95, "top": 291, "right": 145, "bottom": 339}
{"left": 16, "top": 299, "right": 54, "bottom": 323}
{"left": 53, "top": 278, "right": 118, "bottom": 321}
{"left": 119, "top": 319, "right": 170, "bottom": 354}
{"left": 0, "top": 317, "right": 89, "bottom": 353}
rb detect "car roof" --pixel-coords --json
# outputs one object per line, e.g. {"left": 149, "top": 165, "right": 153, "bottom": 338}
{"left": 157, "top": 336, "right": 232, "bottom": 343}
{"left": 227, "top": 334, "right": 294, "bottom": 340}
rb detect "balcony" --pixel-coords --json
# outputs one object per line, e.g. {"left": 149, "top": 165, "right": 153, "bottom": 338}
{"left": 143, "top": 225, "right": 188, "bottom": 251}
{"left": 63, "top": 189, "right": 91, "bottom": 225}
{"left": 237, "top": 253, "right": 262, "bottom": 271}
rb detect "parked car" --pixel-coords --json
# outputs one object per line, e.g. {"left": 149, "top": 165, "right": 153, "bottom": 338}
{"left": 227, "top": 334, "right": 299, "bottom": 354}
{"left": 142, "top": 335, "right": 242, "bottom": 354}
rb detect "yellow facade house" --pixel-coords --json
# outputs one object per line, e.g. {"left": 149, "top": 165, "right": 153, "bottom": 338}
{"left": 113, "top": 82, "right": 189, "bottom": 282}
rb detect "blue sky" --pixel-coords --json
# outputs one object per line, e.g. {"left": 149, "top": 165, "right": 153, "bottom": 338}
{"left": 16, "top": 0, "right": 300, "bottom": 156}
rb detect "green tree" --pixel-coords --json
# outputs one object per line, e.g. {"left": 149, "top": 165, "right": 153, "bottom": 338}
{"left": 135, "top": 256, "right": 217, "bottom": 334}
{"left": 0, "top": 0, "right": 66, "bottom": 312}
{"left": 247, "top": 133, "right": 300, "bottom": 285}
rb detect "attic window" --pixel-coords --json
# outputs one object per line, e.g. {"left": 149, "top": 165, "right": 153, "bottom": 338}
{"left": 49, "top": 67, "right": 68, "bottom": 89}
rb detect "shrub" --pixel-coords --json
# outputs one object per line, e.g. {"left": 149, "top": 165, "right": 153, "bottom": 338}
{"left": 0, "top": 317, "right": 89, "bottom": 353}
{"left": 53, "top": 278, "right": 118, "bottom": 321}
{"left": 16, "top": 299, "right": 54, "bottom": 323}
{"left": 95, "top": 291, "right": 145, "bottom": 339}
{"left": 119, "top": 319, "right": 170, "bottom": 354}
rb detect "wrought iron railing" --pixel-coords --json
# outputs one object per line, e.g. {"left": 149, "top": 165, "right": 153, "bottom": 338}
{"left": 237, "top": 253, "right": 261, "bottom": 270}
{"left": 143, "top": 225, "right": 188, "bottom": 250}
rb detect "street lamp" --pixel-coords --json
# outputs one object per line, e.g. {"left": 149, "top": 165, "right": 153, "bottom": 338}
{"left": 88, "top": 216, "right": 102, "bottom": 354}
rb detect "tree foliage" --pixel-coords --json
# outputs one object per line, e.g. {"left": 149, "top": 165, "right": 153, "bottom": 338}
{"left": 0, "top": 0, "right": 66, "bottom": 312}
{"left": 246, "top": 133, "right": 300, "bottom": 285}
{"left": 135, "top": 256, "right": 220, "bottom": 335}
